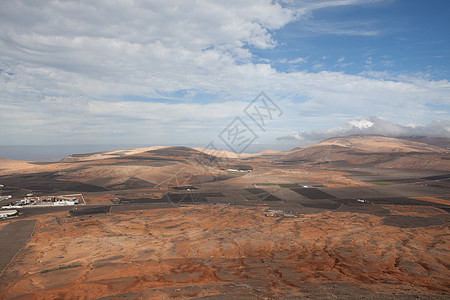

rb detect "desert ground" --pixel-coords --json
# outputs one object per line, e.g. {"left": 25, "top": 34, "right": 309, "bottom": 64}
{"left": 0, "top": 135, "right": 449, "bottom": 299}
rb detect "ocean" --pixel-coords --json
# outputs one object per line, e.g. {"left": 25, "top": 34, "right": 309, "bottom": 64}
{"left": 0, "top": 145, "right": 149, "bottom": 162}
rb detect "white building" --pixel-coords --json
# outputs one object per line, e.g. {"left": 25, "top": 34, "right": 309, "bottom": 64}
{"left": 0, "top": 210, "right": 18, "bottom": 219}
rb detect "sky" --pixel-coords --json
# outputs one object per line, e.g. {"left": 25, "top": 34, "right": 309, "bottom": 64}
{"left": 0, "top": 0, "right": 449, "bottom": 158}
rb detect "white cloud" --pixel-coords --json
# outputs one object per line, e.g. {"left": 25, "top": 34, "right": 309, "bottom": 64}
{"left": 348, "top": 119, "right": 374, "bottom": 129}
{"left": 312, "top": 63, "right": 325, "bottom": 70}
{"left": 365, "top": 57, "right": 373, "bottom": 65}
{"left": 300, "top": 20, "right": 380, "bottom": 36}
{"left": 0, "top": 1, "right": 299, "bottom": 99}
{"left": 0, "top": 0, "right": 448, "bottom": 148}
{"left": 280, "top": 57, "right": 308, "bottom": 64}
{"left": 282, "top": 0, "right": 385, "bottom": 37}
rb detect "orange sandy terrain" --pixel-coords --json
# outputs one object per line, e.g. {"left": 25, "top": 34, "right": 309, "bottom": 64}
{"left": 1, "top": 136, "right": 449, "bottom": 299}
{"left": 1, "top": 206, "right": 449, "bottom": 299}
{"left": 257, "top": 167, "right": 370, "bottom": 187}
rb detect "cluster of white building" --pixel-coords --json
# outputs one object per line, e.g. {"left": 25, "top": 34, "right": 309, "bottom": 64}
{"left": 1, "top": 194, "right": 84, "bottom": 209}
{"left": 0, "top": 195, "right": 13, "bottom": 201}
{"left": 0, "top": 209, "right": 18, "bottom": 220}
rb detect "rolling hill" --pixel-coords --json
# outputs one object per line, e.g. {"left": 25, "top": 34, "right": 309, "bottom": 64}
{"left": 283, "top": 135, "right": 450, "bottom": 170}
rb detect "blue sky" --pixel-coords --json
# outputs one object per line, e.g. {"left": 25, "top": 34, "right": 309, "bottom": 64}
{"left": 267, "top": 0, "right": 449, "bottom": 79}
{"left": 0, "top": 0, "right": 449, "bottom": 157}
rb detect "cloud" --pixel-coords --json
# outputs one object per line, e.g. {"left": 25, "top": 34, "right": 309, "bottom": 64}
{"left": 312, "top": 63, "right": 325, "bottom": 70}
{"left": 300, "top": 20, "right": 380, "bottom": 36}
{"left": 278, "top": 117, "right": 450, "bottom": 144}
{"left": 279, "top": 57, "right": 308, "bottom": 64}
{"left": 0, "top": 0, "right": 299, "bottom": 99}
{"left": 283, "top": 0, "right": 384, "bottom": 12}
{"left": 0, "top": 0, "right": 448, "bottom": 148}
{"left": 283, "top": 0, "right": 385, "bottom": 37}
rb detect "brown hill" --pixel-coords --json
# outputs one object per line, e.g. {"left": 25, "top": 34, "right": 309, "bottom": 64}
{"left": 396, "top": 136, "right": 450, "bottom": 149}
{"left": 314, "top": 135, "right": 444, "bottom": 153}
{"left": 283, "top": 135, "right": 450, "bottom": 170}
{"left": 60, "top": 146, "right": 171, "bottom": 162}
{"left": 0, "top": 159, "right": 34, "bottom": 174}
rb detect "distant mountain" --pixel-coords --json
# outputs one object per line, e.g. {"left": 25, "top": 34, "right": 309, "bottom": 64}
{"left": 63, "top": 146, "right": 260, "bottom": 162}
{"left": 313, "top": 135, "right": 445, "bottom": 153}
{"left": 61, "top": 146, "right": 171, "bottom": 162}
{"left": 395, "top": 136, "right": 450, "bottom": 150}
{"left": 16, "top": 135, "right": 450, "bottom": 173}
{"left": 283, "top": 135, "right": 450, "bottom": 171}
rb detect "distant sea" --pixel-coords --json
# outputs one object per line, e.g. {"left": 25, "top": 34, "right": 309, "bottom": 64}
{"left": 0, "top": 143, "right": 295, "bottom": 162}
{"left": 0, "top": 145, "right": 150, "bottom": 162}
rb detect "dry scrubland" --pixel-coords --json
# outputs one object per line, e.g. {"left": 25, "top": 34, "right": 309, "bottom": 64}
{"left": 0, "top": 135, "right": 449, "bottom": 299}
{"left": 1, "top": 206, "right": 449, "bottom": 299}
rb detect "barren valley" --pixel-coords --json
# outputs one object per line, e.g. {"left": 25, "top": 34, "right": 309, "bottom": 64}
{"left": 0, "top": 135, "right": 449, "bottom": 299}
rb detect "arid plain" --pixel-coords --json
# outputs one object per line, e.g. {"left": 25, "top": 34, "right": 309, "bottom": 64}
{"left": 0, "top": 135, "right": 449, "bottom": 299}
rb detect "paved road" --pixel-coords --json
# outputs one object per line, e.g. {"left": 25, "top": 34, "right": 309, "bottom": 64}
{"left": 0, "top": 219, "right": 36, "bottom": 275}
